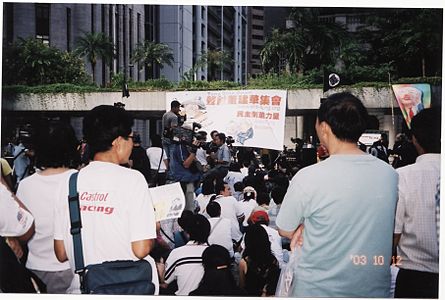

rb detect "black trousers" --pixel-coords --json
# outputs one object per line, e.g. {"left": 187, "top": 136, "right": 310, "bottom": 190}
{"left": 395, "top": 268, "right": 438, "bottom": 298}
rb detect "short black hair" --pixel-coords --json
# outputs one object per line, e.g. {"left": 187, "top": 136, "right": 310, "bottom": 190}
{"left": 229, "top": 162, "right": 241, "bottom": 172}
{"left": 150, "top": 134, "right": 162, "bottom": 147}
{"left": 411, "top": 107, "right": 441, "bottom": 153}
{"left": 271, "top": 186, "right": 286, "bottom": 205}
{"left": 256, "top": 192, "right": 270, "bottom": 206}
{"left": 217, "top": 133, "right": 226, "bottom": 143}
{"left": 317, "top": 92, "right": 368, "bottom": 143}
{"left": 215, "top": 180, "right": 227, "bottom": 194}
{"left": 206, "top": 201, "right": 221, "bottom": 217}
{"left": 210, "top": 130, "right": 219, "bottom": 138}
{"left": 234, "top": 181, "right": 245, "bottom": 192}
{"left": 83, "top": 105, "right": 133, "bottom": 158}
{"left": 171, "top": 100, "right": 181, "bottom": 109}
{"left": 33, "top": 120, "right": 80, "bottom": 169}
{"left": 187, "top": 214, "right": 211, "bottom": 243}
{"left": 178, "top": 210, "right": 194, "bottom": 231}
{"left": 201, "top": 178, "right": 215, "bottom": 195}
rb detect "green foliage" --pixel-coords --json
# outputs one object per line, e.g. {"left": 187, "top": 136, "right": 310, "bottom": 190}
{"left": 74, "top": 31, "right": 115, "bottom": 82}
{"left": 2, "top": 38, "right": 90, "bottom": 86}
{"left": 129, "top": 77, "right": 174, "bottom": 90}
{"left": 110, "top": 73, "right": 125, "bottom": 88}
{"left": 2, "top": 83, "right": 106, "bottom": 94}
{"left": 248, "top": 73, "right": 317, "bottom": 89}
{"left": 362, "top": 8, "right": 442, "bottom": 77}
{"left": 130, "top": 41, "right": 174, "bottom": 76}
{"left": 177, "top": 80, "right": 241, "bottom": 90}
{"left": 110, "top": 72, "right": 174, "bottom": 90}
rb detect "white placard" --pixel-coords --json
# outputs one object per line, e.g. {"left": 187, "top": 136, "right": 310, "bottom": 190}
{"left": 149, "top": 182, "right": 185, "bottom": 221}
{"left": 359, "top": 133, "right": 382, "bottom": 146}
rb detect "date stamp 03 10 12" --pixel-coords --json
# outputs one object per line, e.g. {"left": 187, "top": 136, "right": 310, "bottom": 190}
{"left": 349, "top": 255, "right": 402, "bottom": 266}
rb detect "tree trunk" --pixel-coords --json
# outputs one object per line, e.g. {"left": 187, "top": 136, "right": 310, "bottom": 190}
{"left": 92, "top": 61, "right": 96, "bottom": 84}
{"left": 421, "top": 56, "right": 426, "bottom": 77}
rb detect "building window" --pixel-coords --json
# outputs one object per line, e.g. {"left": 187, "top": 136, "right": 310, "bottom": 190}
{"left": 66, "top": 8, "right": 71, "bottom": 51}
{"left": 252, "top": 24, "right": 263, "bottom": 30}
{"left": 252, "top": 14, "right": 263, "bottom": 20}
{"left": 252, "top": 44, "right": 262, "bottom": 50}
{"left": 35, "top": 4, "right": 50, "bottom": 44}
{"left": 252, "top": 34, "right": 262, "bottom": 40}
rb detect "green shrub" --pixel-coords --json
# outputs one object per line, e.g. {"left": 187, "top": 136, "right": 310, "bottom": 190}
{"left": 2, "top": 38, "right": 91, "bottom": 86}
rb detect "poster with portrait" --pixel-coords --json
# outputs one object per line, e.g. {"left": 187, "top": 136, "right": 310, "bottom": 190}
{"left": 392, "top": 84, "right": 431, "bottom": 128}
{"left": 149, "top": 182, "right": 185, "bottom": 221}
{"left": 166, "top": 90, "right": 287, "bottom": 150}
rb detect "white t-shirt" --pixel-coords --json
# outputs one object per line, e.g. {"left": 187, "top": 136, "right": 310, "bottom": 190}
{"left": 262, "top": 224, "right": 284, "bottom": 268}
{"left": 224, "top": 171, "right": 246, "bottom": 194}
{"left": 17, "top": 170, "right": 75, "bottom": 271}
{"left": 195, "top": 148, "right": 208, "bottom": 166}
{"left": 208, "top": 217, "right": 234, "bottom": 257}
{"left": 0, "top": 183, "right": 34, "bottom": 237}
{"left": 238, "top": 199, "right": 258, "bottom": 226}
{"left": 146, "top": 147, "right": 167, "bottom": 171}
{"left": 53, "top": 161, "right": 158, "bottom": 294}
{"left": 195, "top": 193, "right": 215, "bottom": 215}
{"left": 164, "top": 242, "right": 207, "bottom": 295}
{"left": 214, "top": 195, "right": 243, "bottom": 241}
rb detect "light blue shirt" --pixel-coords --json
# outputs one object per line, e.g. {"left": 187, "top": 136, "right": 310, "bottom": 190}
{"left": 276, "top": 154, "right": 398, "bottom": 297}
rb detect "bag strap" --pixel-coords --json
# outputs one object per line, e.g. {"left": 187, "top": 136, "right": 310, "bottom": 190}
{"left": 160, "top": 226, "right": 175, "bottom": 244}
{"left": 153, "top": 147, "right": 164, "bottom": 185}
{"left": 67, "top": 172, "right": 86, "bottom": 278}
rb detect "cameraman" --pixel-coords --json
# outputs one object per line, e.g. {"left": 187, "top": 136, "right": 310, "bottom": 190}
{"left": 170, "top": 139, "right": 202, "bottom": 211}
{"left": 162, "top": 100, "right": 182, "bottom": 176}
{"left": 205, "top": 133, "right": 231, "bottom": 181}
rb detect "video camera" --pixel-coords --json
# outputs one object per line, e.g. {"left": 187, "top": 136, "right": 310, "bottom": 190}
{"left": 171, "top": 122, "right": 206, "bottom": 146}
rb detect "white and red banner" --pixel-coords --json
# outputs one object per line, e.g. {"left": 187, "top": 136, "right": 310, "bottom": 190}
{"left": 166, "top": 90, "right": 287, "bottom": 150}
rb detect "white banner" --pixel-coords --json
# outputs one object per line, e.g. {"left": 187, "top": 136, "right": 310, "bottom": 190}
{"left": 166, "top": 90, "right": 287, "bottom": 150}
{"left": 149, "top": 182, "right": 185, "bottom": 221}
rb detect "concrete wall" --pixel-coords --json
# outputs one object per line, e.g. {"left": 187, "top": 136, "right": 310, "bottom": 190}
{"left": 3, "top": 86, "right": 440, "bottom": 112}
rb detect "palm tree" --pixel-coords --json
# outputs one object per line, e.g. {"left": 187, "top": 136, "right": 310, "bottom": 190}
{"left": 130, "top": 41, "right": 174, "bottom": 78}
{"left": 75, "top": 32, "right": 115, "bottom": 83}
{"left": 199, "top": 49, "right": 233, "bottom": 81}
{"left": 260, "top": 29, "right": 305, "bottom": 74}
{"left": 289, "top": 8, "right": 346, "bottom": 71}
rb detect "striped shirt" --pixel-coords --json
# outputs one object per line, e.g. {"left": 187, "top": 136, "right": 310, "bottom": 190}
{"left": 395, "top": 154, "right": 440, "bottom": 273}
{"left": 164, "top": 241, "right": 207, "bottom": 295}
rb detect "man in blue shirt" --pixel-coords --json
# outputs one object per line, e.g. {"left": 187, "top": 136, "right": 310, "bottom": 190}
{"left": 170, "top": 141, "right": 202, "bottom": 211}
{"left": 204, "top": 133, "right": 231, "bottom": 181}
{"left": 276, "top": 92, "right": 398, "bottom": 297}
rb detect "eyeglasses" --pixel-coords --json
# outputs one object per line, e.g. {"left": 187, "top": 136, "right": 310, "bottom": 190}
{"left": 125, "top": 135, "right": 135, "bottom": 141}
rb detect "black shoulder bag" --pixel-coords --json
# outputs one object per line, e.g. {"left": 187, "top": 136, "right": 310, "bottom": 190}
{"left": 68, "top": 172, "right": 155, "bottom": 295}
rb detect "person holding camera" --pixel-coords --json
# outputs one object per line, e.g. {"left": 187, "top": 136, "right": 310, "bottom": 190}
{"left": 162, "top": 100, "right": 182, "bottom": 177}
{"left": 169, "top": 139, "right": 202, "bottom": 211}
{"left": 205, "top": 133, "right": 231, "bottom": 181}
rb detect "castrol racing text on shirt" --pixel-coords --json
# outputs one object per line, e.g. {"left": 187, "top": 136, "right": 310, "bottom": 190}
{"left": 79, "top": 191, "right": 114, "bottom": 215}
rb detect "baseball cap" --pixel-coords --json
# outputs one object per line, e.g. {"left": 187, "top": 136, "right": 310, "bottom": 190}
{"left": 171, "top": 100, "right": 182, "bottom": 108}
{"left": 249, "top": 210, "right": 269, "bottom": 225}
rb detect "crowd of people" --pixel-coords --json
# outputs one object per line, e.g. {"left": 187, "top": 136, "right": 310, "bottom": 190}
{"left": 0, "top": 92, "right": 440, "bottom": 298}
